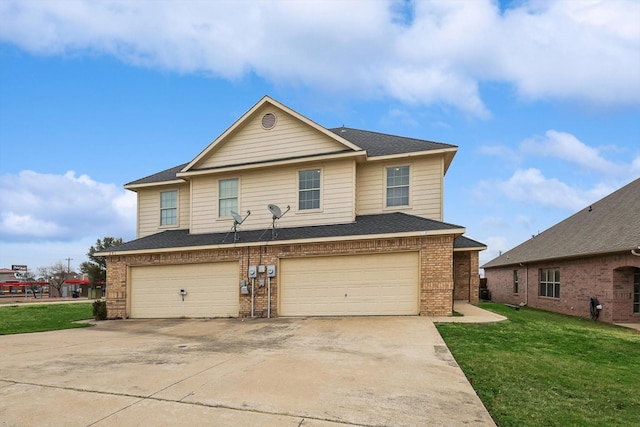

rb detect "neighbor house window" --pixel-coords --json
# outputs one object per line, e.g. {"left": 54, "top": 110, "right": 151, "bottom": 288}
{"left": 298, "top": 169, "right": 320, "bottom": 210}
{"left": 634, "top": 268, "right": 640, "bottom": 314}
{"left": 539, "top": 268, "right": 560, "bottom": 298}
{"left": 386, "top": 166, "right": 410, "bottom": 207}
{"left": 219, "top": 178, "right": 238, "bottom": 217}
{"left": 513, "top": 270, "right": 519, "bottom": 294}
{"left": 160, "top": 190, "right": 177, "bottom": 226}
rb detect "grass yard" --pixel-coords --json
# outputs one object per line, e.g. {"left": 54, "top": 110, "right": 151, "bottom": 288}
{"left": 0, "top": 303, "right": 93, "bottom": 335}
{"left": 436, "top": 303, "right": 640, "bottom": 427}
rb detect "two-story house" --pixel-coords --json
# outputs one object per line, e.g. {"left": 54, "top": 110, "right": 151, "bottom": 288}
{"left": 100, "top": 96, "right": 485, "bottom": 319}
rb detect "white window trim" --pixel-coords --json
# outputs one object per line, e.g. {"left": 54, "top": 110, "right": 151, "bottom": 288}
{"left": 297, "top": 167, "right": 323, "bottom": 213}
{"left": 539, "top": 268, "right": 561, "bottom": 299}
{"left": 218, "top": 177, "right": 240, "bottom": 219}
{"left": 159, "top": 189, "right": 179, "bottom": 228}
{"left": 383, "top": 164, "right": 411, "bottom": 210}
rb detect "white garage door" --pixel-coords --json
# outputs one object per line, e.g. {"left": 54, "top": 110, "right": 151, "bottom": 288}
{"left": 279, "top": 252, "right": 419, "bottom": 316}
{"left": 130, "top": 262, "right": 239, "bottom": 318}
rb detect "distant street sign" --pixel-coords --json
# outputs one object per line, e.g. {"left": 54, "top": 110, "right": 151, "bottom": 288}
{"left": 11, "top": 265, "right": 27, "bottom": 271}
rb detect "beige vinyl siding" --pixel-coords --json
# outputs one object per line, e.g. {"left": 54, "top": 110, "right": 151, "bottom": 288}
{"left": 191, "top": 159, "right": 356, "bottom": 234}
{"left": 197, "top": 105, "right": 347, "bottom": 169}
{"left": 136, "top": 183, "right": 190, "bottom": 238}
{"left": 356, "top": 156, "right": 443, "bottom": 220}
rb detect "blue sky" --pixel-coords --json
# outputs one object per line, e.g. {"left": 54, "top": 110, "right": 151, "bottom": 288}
{"left": 1, "top": 0, "right": 639, "bottom": 273}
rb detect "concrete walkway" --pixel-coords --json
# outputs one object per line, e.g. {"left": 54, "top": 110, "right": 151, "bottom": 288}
{"left": 432, "top": 301, "right": 507, "bottom": 324}
{"left": 615, "top": 322, "right": 640, "bottom": 332}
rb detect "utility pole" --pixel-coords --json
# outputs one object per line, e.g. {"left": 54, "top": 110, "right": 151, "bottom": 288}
{"left": 65, "top": 257, "right": 73, "bottom": 273}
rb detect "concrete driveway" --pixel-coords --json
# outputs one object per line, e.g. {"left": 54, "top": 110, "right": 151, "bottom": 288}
{"left": 0, "top": 316, "right": 495, "bottom": 427}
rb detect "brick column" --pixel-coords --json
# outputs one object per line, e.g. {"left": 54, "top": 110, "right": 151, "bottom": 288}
{"left": 420, "top": 235, "right": 454, "bottom": 316}
{"left": 105, "top": 256, "right": 127, "bottom": 319}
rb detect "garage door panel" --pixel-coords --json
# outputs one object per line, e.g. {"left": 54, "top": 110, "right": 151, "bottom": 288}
{"left": 280, "top": 252, "right": 419, "bottom": 316}
{"left": 130, "top": 262, "right": 239, "bottom": 319}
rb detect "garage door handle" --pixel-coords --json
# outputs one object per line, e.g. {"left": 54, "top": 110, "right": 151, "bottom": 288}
{"left": 345, "top": 293, "right": 347, "bottom": 298}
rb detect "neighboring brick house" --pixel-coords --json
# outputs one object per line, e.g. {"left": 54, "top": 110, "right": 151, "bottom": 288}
{"left": 99, "top": 96, "right": 485, "bottom": 319}
{"left": 482, "top": 177, "right": 640, "bottom": 324}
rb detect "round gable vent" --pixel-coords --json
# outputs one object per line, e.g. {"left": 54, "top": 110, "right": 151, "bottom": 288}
{"left": 261, "top": 113, "right": 277, "bottom": 129}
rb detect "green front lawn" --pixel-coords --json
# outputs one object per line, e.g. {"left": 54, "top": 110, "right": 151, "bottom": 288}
{"left": 0, "top": 303, "right": 93, "bottom": 335}
{"left": 437, "top": 303, "right": 640, "bottom": 427}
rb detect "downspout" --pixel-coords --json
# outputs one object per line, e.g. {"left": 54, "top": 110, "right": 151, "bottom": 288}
{"left": 525, "top": 264, "right": 529, "bottom": 306}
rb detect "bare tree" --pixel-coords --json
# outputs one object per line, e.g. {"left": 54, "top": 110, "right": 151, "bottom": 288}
{"left": 40, "top": 262, "right": 68, "bottom": 298}
{"left": 20, "top": 270, "right": 40, "bottom": 299}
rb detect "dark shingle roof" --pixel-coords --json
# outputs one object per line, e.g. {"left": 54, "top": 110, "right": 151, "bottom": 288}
{"left": 482, "top": 177, "right": 640, "bottom": 268}
{"left": 102, "top": 213, "right": 469, "bottom": 254}
{"left": 454, "top": 236, "right": 487, "bottom": 250}
{"left": 329, "top": 127, "right": 456, "bottom": 157}
{"left": 126, "top": 163, "right": 189, "bottom": 187}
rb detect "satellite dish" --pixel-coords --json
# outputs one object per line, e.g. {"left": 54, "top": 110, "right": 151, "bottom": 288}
{"left": 268, "top": 204, "right": 282, "bottom": 219}
{"left": 225, "top": 210, "right": 251, "bottom": 242}
{"left": 266, "top": 204, "right": 290, "bottom": 239}
{"left": 230, "top": 210, "right": 244, "bottom": 224}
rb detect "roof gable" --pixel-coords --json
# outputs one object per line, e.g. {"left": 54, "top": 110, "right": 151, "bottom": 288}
{"left": 482, "top": 177, "right": 640, "bottom": 268}
{"left": 182, "top": 96, "right": 362, "bottom": 173}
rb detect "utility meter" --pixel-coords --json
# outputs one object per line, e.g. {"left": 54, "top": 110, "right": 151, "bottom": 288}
{"left": 266, "top": 265, "right": 276, "bottom": 277}
{"left": 248, "top": 266, "right": 258, "bottom": 278}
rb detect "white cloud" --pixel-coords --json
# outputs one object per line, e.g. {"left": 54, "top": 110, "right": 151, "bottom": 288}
{"left": 521, "top": 130, "right": 619, "bottom": 173}
{"left": 0, "top": 170, "right": 136, "bottom": 243}
{"left": 0, "top": 0, "right": 638, "bottom": 117}
{"left": 482, "top": 168, "right": 613, "bottom": 211}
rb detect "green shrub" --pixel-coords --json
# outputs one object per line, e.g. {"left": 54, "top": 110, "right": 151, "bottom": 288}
{"left": 92, "top": 300, "right": 107, "bottom": 320}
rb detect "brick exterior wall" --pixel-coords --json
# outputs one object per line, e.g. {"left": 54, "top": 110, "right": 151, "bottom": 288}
{"left": 105, "top": 234, "right": 471, "bottom": 319}
{"left": 453, "top": 251, "right": 480, "bottom": 304}
{"left": 485, "top": 252, "right": 640, "bottom": 323}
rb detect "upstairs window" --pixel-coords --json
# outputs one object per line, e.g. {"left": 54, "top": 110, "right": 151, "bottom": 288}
{"left": 160, "top": 191, "right": 177, "bottom": 226}
{"left": 219, "top": 178, "right": 238, "bottom": 217}
{"left": 539, "top": 268, "right": 560, "bottom": 299}
{"left": 386, "top": 166, "right": 410, "bottom": 207}
{"left": 299, "top": 169, "right": 321, "bottom": 210}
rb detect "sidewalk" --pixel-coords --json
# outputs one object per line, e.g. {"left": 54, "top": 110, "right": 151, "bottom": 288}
{"left": 0, "top": 297, "right": 93, "bottom": 307}
{"left": 432, "top": 301, "right": 507, "bottom": 323}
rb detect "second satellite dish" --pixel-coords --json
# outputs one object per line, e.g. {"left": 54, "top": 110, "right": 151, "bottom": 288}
{"left": 266, "top": 204, "right": 290, "bottom": 239}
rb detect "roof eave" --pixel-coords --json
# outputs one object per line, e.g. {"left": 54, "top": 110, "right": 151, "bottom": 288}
{"left": 124, "top": 179, "right": 186, "bottom": 191}
{"left": 482, "top": 247, "right": 639, "bottom": 269}
{"left": 176, "top": 151, "right": 366, "bottom": 178}
{"left": 366, "top": 147, "right": 458, "bottom": 163}
{"left": 96, "top": 227, "right": 467, "bottom": 257}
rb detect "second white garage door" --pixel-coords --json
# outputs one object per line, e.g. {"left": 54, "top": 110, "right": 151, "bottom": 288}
{"left": 279, "top": 252, "right": 419, "bottom": 316}
{"left": 130, "top": 262, "right": 239, "bottom": 318}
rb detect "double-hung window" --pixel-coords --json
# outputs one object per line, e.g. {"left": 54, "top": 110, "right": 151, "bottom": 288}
{"left": 513, "top": 270, "right": 519, "bottom": 294}
{"left": 219, "top": 178, "right": 238, "bottom": 217}
{"left": 160, "top": 190, "right": 178, "bottom": 226}
{"left": 386, "top": 166, "right": 410, "bottom": 207}
{"left": 298, "top": 169, "right": 321, "bottom": 210}
{"left": 539, "top": 268, "right": 560, "bottom": 298}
